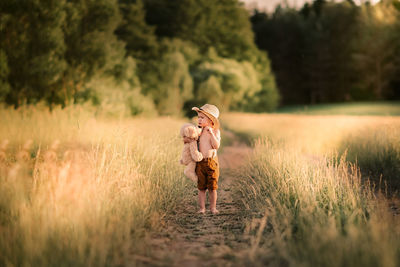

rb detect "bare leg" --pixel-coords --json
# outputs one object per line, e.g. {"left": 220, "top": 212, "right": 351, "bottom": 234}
{"left": 198, "top": 190, "right": 206, "bottom": 213}
{"left": 209, "top": 190, "right": 219, "bottom": 214}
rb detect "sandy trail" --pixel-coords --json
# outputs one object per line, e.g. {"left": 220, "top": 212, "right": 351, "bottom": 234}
{"left": 135, "top": 131, "right": 253, "bottom": 266}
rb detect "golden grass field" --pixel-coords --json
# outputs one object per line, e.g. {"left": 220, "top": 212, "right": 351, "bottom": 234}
{"left": 0, "top": 106, "right": 189, "bottom": 266}
{"left": 222, "top": 112, "right": 400, "bottom": 267}
{"left": 1, "top": 107, "right": 399, "bottom": 267}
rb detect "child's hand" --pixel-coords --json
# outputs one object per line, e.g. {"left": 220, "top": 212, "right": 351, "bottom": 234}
{"left": 204, "top": 126, "right": 213, "bottom": 134}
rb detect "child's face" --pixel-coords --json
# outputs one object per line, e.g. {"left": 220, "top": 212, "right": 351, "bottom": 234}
{"left": 197, "top": 112, "right": 213, "bottom": 128}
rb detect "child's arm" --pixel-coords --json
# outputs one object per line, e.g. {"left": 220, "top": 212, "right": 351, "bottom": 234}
{"left": 205, "top": 127, "right": 221, "bottom": 149}
{"left": 189, "top": 141, "right": 203, "bottom": 162}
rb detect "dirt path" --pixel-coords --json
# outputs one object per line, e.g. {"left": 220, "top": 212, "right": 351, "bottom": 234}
{"left": 135, "top": 131, "right": 253, "bottom": 266}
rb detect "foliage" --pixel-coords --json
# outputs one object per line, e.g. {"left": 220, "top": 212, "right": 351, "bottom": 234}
{"left": 87, "top": 77, "right": 157, "bottom": 118}
{"left": 191, "top": 49, "right": 279, "bottom": 112}
{"left": 239, "top": 50, "right": 279, "bottom": 112}
{"left": 137, "top": 39, "right": 196, "bottom": 116}
{"left": 0, "top": 50, "right": 10, "bottom": 101}
{"left": 152, "top": 50, "right": 193, "bottom": 115}
{"left": 115, "top": 0, "right": 158, "bottom": 60}
{"left": 0, "top": 0, "right": 67, "bottom": 106}
{"left": 193, "top": 57, "right": 261, "bottom": 109}
{"left": 197, "top": 75, "right": 224, "bottom": 108}
{"left": 251, "top": 0, "right": 400, "bottom": 105}
{"left": 63, "top": 0, "right": 126, "bottom": 105}
{"left": 0, "top": 0, "right": 280, "bottom": 114}
{"left": 143, "top": 0, "right": 256, "bottom": 61}
{"left": 2, "top": 0, "right": 400, "bottom": 112}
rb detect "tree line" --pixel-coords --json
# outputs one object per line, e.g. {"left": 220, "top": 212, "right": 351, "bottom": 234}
{"left": 0, "top": 0, "right": 279, "bottom": 116}
{"left": 251, "top": 0, "right": 400, "bottom": 105}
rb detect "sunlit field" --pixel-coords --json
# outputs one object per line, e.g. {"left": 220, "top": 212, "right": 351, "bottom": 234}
{"left": 223, "top": 112, "right": 400, "bottom": 158}
{"left": 1, "top": 105, "right": 400, "bottom": 267}
{"left": 222, "top": 112, "right": 400, "bottom": 266}
{"left": 0, "top": 106, "right": 188, "bottom": 266}
{"left": 223, "top": 112, "right": 400, "bottom": 191}
{"left": 276, "top": 101, "right": 400, "bottom": 116}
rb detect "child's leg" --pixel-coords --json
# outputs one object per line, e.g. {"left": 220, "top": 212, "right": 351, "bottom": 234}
{"left": 209, "top": 190, "right": 219, "bottom": 214}
{"left": 198, "top": 189, "right": 206, "bottom": 213}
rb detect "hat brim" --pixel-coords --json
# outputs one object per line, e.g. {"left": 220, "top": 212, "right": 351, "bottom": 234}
{"left": 192, "top": 107, "right": 220, "bottom": 130}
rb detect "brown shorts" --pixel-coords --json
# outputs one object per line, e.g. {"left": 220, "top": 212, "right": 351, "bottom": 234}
{"left": 196, "top": 157, "right": 219, "bottom": 191}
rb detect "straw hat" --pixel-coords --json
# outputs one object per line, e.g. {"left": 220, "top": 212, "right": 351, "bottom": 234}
{"left": 192, "top": 104, "right": 220, "bottom": 129}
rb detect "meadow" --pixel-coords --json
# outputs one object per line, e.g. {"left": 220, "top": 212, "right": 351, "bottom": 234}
{"left": 0, "top": 106, "right": 190, "bottom": 266}
{"left": 1, "top": 104, "right": 400, "bottom": 267}
{"left": 222, "top": 112, "right": 400, "bottom": 267}
{"left": 276, "top": 101, "right": 400, "bottom": 116}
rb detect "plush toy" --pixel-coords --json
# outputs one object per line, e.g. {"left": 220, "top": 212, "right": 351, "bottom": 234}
{"left": 179, "top": 123, "right": 203, "bottom": 182}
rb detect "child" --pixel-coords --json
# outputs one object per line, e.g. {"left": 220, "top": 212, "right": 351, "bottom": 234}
{"left": 191, "top": 104, "right": 221, "bottom": 214}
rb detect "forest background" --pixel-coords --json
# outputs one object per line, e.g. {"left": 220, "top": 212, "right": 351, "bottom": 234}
{"left": 1, "top": 0, "right": 400, "bottom": 116}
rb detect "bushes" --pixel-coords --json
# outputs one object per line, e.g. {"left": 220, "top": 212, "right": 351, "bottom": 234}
{"left": 192, "top": 50, "right": 279, "bottom": 112}
{"left": 0, "top": 0, "right": 280, "bottom": 115}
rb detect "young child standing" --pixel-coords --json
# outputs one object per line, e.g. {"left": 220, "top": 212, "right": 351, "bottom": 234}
{"left": 191, "top": 104, "right": 221, "bottom": 214}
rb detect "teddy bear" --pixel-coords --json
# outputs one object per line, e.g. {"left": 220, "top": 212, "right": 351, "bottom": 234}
{"left": 179, "top": 123, "right": 203, "bottom": 182}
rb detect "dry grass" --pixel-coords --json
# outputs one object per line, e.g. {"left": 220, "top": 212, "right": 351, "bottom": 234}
{"left": 222, "top": 112, "right": 400, "bottom": 267}
{"left": 223, "top": 112, "right": 400, "bottom": 192}
{"left": 0, "top": 106, "right": 189, "bottom": 266}
{"left": 2, "top": 107, "right": 399, "bottom": 267}
{"left": 222, "top": 112, "right": 400, "bottom": 154}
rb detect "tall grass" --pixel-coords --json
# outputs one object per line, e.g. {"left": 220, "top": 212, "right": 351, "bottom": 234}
{"left": 338, "top": 126, "right": 400, "bottom": 193}
{"left": 238, "top": 140, "right": 400, "bottom": 267}
{"left": 222, "top": 113, "right": 400, "bottom": 155}
{"left": 222, "top": 113, "right": 400, "bottom": 266}
{"left": 223, "top": 113, "right": 400, "bottom": 181}
{"left": 0, "top": 106, "right": 188, "bottom": 266}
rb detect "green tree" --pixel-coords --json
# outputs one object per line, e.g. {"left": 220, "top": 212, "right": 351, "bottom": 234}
{"left": 0, "top": 0, "right": 67, "bottom": 106}
{"left": 391, "top": 0, "right": 400, "bottom": 99}
{"left": 143, "top": 0, "right": 256, "bottom": 61}
{"left": 304, "top": 0, "right": 359, "bottom": 103}
{"left": 0, "top": 50, "right": 10, "bottom": 101}
{"left": 86, "top": 58, "right": 156, "bottom": 117}
{"left": 155, "top": 51, "right": 193, "bottom": 115}
{"left": 251, "top": 7, "right": 309, "bottom": 104}
{"left": 241, "top": 50, "right": 279, "bottom": 112}
{"left": 252, "top": 1, "right": 360, "bottom": 104}
{"left": 139, "top": 39, "right": 200, "bottom": 116}
{"left": 63, "top": 0, "right": 126, "bottom": 105}
{"left": 197, "top": 75, "right": 224, "bottom": 108}
{"left": 353, "top": 1, "right": 399, "bottom": 99}
{"left": 115, "top": 0, "right": 158, "bottom": 60}
{"left": 193, "top": 55, "right": 261, "bottom": 110}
